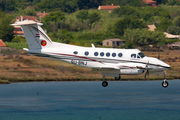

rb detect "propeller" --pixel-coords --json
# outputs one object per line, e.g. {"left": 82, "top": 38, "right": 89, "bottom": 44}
{"left": 144, "top": 69, "right": 149, "bottom": 80}
{"left": 144, "top": 60, "right": 150, "bottom": 80}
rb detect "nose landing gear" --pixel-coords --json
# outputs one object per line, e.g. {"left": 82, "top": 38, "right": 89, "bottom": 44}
{"left": 162, "top": 70, "right": 169, "bottom": 88}
{"left": 162, "top": 80, "right": 168, "bottom": 88}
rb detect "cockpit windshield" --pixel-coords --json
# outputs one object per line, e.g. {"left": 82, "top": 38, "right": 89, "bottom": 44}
{"left": 138, "top": 52, "right": 146, "bottom": 58}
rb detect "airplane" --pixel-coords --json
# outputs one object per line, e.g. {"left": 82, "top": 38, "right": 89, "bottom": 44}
{"left": 11, "top": 20, "right": 170, "bottom": 88}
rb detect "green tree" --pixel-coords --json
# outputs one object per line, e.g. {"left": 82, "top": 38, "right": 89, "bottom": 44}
{"left": 112, "top": 6, "right": 138, "bottom": 18}
{"left": 16, "top": 8, "right": 36, "bottom": 16}
{"left": 0, "top": 0, "right": 16, "bottom": 11}
{"left": 124, "top": 29, "right": 165, "bottom": 47}
{"left": 77, "top": 0, "right": 101, "bottom": 10}
{"left": 76, "top": 10, "right": 89, "bottom": 22}
{"left": 33, "top": 0, "right": 41, "bottom": 5}
{"left": 42, "top": 11, "right": 65, "bottom": 32}
{"left": 174, "top": 16, "right": 180, "bottom": 27}
{"left": 0, "top": 11, "right": 14, "bottom": 42}
{"left": 88, "top": 12, "right": 100, "bottom": 25}
{"left": 35, "top": 0, "right": 78, "bottom": 13}
{"left": 113, "top": 17, "right": 146, "bottom": 36}
{"left": 43, "top": 11, "right": 65, "bottom": 23}
{"left": 155, "top": 0, "right": 168, "bottom": 4}
{"left": 167, "top": 26, "right": 180, "bottom": 35}
{"left": 25, "top": 9, "right": 36, "bottom": 16}
{"left": 156, "top": 17, "right": 172, "bottom": 31}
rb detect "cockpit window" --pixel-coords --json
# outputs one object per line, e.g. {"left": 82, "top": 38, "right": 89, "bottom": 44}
{"left": 138, "top": 52, "right": 146, "bottom": 58}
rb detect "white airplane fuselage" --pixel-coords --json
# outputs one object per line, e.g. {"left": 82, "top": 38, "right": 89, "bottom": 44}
{"left": 24, "top": 41, "right": 170, "bottom": 77}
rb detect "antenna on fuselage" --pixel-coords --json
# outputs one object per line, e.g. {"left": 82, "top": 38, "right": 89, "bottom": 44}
{"left": 91, "top": 43, "right": 95, "bottom": 48}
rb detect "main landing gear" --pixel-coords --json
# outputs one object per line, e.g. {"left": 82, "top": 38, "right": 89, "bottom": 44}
{"left": 162, "top": 70, "right": 169, "bottom": 88}
{"left": 102, "top": 75, "right": 108, "bottom": 87}
{"left": 115, "top": 76, "right": 121, "bottom": 80}
{"left": 102, "top": 75, "right": 121, "bottom": 87}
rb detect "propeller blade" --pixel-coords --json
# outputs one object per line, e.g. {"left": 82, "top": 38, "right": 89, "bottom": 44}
{"left": 144, "top": 70, "right": 147, "bottom": 80}
{"left": 144, "top": 60, "right": 150, "bottom": 80}
{"left": 144, "top": 70, "right": 149, "bottom": 80}
{"left": 147, "top": 70, "right": 149, "bottom": 76}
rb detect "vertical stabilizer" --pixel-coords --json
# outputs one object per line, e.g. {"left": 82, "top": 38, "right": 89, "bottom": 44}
{"left": 11, "top": 20, "right": 54, "bottom": 50}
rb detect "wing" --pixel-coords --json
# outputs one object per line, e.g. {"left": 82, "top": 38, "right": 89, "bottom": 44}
{"left": 92, "top": 66, "right": 119, "bottom": 72}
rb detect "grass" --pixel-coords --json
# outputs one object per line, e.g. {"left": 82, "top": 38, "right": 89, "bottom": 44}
{"left": 5, "top": 42, "right": 29, "bottom": 49}
{"left": 0, "top": 49, "right": 180, "bottom": 83}
{"left": 0, "top": 80, "right": 10, "bottom": 84}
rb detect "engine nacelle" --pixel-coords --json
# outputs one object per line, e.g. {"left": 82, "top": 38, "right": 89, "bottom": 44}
{"left": 120, "top": 69, "right": 144, "bottom": 75}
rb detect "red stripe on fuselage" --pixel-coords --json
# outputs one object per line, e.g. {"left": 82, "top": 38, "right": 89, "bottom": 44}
{"left": 120, "top": 65, "right": 134, "bottom": 69}
{"left": 48, "top": 52, "right": 104, "bottom": 64}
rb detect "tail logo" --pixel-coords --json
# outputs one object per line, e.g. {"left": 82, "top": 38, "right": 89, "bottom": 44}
{"left": 41, "top": 40, "right": 47, "bottom": 46}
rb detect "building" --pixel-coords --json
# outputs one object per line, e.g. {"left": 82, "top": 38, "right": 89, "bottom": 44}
{"left": 103, "top": 38, "right": 125, "bottom": 47}
{"left": 36, "top": 11, "right": 50, "bottom": 22}
{"left": 37, "top": 11, "right": 50, "bottom": 18}
{"left": 12, "top": 12, "right": 50, "bottom": 36}
{"left": 15, "top": 16, "right": 39, "bottom": 22}
{"left": 148, "top": 24, "right": 179, "bottom": 39}
{"left": 0, "top": 39, "right": 6, "bottom": 47}
{"left": 98, "top": 4, "right": 120, "bottom": 13}
{"left": 142, "top": 0, "right": 156, "bottom": 6}
{"left": 164, "top": 32, "right": 179, "bottom": 39}
{"left": 147, "top": 24, "right": 156, "bottom": 31}
{"left": 13, "top": 16, "right": 40, "bottom": 36}
{"left": 167, "top": 42, "right": 180, "bottom": 48}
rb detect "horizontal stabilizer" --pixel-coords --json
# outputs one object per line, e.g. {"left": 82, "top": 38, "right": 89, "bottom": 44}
{"left": 11, "top": 20, "right": 43, "bottom": 26}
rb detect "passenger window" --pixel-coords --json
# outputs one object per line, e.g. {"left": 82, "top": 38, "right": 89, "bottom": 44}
{"left": 106, "top": 52, "right": 110, "bottom": 57}
{"left": 84, "top": 51, "right": 89, "bottom": 56}
{"left": 131, "top": 54, "right": 136, "bottom": 58}
{"left": 112, "top": 53, "right": 116, "bottom": 57}
{"left": 100, "top": 52, "right": 104, "bottom": 57}
{"left": 94, "top": 52, "right": 98, "bottom": 56}
{"left": 73, "top": 51, "right": 78, "bottom": 55}
{"left": 118, "top": 53, "right": 123, "bottom": 57}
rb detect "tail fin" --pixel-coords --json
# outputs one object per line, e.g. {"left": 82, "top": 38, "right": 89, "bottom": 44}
{"left": 11, "top": 20, "right": 54, "bottom": 50}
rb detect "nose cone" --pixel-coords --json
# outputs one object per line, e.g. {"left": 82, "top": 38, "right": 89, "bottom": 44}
{"left": 148, "top": 57, "right": 170, "bottom": 69}
{"left": 163, "top": 62, "right": 170, "bottom": 69}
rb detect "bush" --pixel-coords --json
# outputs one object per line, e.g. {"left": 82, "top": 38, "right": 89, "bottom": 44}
{"left": 11, "top": 36, "right": 26, "bottom": 43}
{"left": 167, "top": 26, "right": 180, "bottom": 35}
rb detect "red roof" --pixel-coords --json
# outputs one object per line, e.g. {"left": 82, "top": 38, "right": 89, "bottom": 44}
{"left": 98, "top": 5, "right": 120, "bottom": 10}
{"left": 143, "top": 0, "right": 156, "bottom": 4}
{"left": 26, "top": 6, "right": 34, "bottom": 9}
{"left": 16, "top": 16, "right": 37, "bottom": 21}
{"left": 0, "top": 39, "right": 6, "bottom": 47}
{"left": 37, "top": 12, "right": 50, "bottom": 17}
